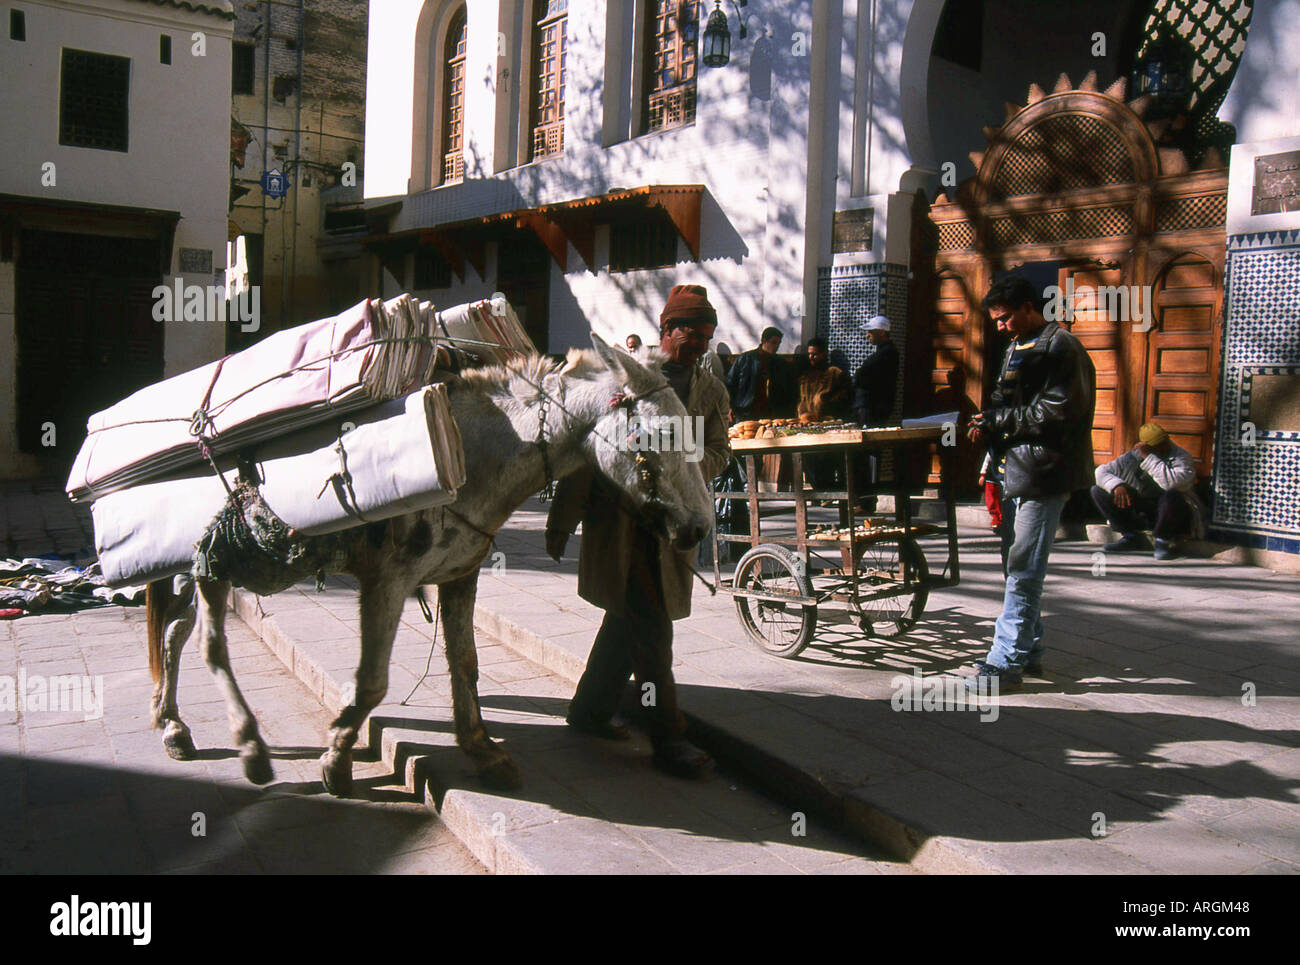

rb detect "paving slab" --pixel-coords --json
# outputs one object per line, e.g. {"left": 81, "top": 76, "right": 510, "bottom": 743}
{"left": 1, "top": 607, "right": 485, "bottom": 874}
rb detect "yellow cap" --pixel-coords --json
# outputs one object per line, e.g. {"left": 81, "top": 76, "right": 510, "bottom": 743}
{"left": 1139, "top": 422, "right": 1169, "bottom": 447}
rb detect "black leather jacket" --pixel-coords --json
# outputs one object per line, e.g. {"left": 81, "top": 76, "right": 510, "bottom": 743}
{"left": 726, "top": 349, "right": 795, "bottom": 416}
{"left": 853, "top": 340, "right": 899, "bottom": 425}
{"left": 981, "top": 321, "right": 1096, "bottom": 499}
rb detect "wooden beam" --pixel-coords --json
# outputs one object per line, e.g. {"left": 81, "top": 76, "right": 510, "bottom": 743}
{"left": 556, "top": 215, "right": 596, "bottom": 269}
{"left": 463, "top": 235, "right": 487, "bottom": 280}
{"left": 519, "top": 212, "right": 569, "bottom": 271}
{"left": 420, "top": 230, "right": 465, "bottom": 281}
{"left": 652, "top": 188, "right": 702, "bottom": 260}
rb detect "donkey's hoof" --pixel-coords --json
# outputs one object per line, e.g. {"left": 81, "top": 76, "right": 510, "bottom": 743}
{"left": 162, "top": 724, "right": 196, "bottom": 761}
{"left": 320, "top": 751, "right": 354, "bottom": 798}
{"left": 242, "top": 748, "right": 274, "bottom": 785}
{"left": 478, "top": 756, "right": 522, "bottom": 791}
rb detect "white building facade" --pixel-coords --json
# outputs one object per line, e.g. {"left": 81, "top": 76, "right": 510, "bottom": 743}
{"left": 365, "top": 0, "right": 1299, "bottom": 557}
{"left": 0, "top": 0, "right": 235, "bottom": 478}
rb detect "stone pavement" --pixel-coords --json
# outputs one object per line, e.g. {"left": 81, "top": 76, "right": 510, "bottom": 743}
{"left": 231, "top": 582, "right": 911, "bottom": 874}
{"left": 6, "top": 479, "right": 1297, "bottom": 874}
{"left": 462, "top": 499, "right": 1299, "bottom": 874}
{"left": 1, "top": 605, "right": 485, "bottom": 874}
{"left": 229, "top": 497, "right": 1300, "bottom": 874}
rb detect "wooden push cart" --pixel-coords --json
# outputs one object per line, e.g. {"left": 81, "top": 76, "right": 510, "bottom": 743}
{"left": 713, "top": 426, "right": 961, "bottom": 658}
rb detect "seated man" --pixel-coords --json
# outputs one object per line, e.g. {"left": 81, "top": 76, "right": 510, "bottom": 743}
{"left": 1092, "top": 421, "right": 1204, "bottom": 560}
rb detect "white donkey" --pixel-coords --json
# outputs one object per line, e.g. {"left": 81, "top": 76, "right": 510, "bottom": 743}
{"left": 144, "top": 337, "right": 713, "bottom": 795}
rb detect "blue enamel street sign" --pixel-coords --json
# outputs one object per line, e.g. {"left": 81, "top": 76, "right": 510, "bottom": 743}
{"left": 261, "top": 168, "right": 289, "bottom": 198}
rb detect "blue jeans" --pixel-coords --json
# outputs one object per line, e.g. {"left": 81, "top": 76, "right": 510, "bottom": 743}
{"left": 986, "top": 493, "right": 1067, "bottom": 671}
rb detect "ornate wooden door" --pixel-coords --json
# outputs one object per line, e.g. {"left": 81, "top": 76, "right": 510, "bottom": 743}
{"left": 916, "top": 73, "right": 1228, "bottom": 487}
{"left": 1143, "top": 253, "right": 1223, "bottom": 473}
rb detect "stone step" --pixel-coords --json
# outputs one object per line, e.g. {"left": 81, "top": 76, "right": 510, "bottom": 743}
{"left": 229, "top": 584, "right": 911, "bottom": 875}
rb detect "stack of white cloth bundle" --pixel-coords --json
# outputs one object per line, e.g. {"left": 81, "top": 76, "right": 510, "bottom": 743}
{"left": 91, "top": 384, "right": 467, "bottom": 587}
{"left": 382, "top": 291, "right": 534, "bottom": 368}
{"left": 69, "top": 291, "right": 534, "bottom": 587}
{"left": 67, "top": 293, "right": 532, "bottom": 502}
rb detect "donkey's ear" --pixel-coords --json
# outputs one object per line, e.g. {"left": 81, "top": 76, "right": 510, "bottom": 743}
{"left": 589, "top": 332, "right": 627, "bottom": 376}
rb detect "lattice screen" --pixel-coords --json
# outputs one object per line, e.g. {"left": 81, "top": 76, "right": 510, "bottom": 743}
{"left": 1138, "top": 0, "right": 1254, "bottom": 161}
{"left": 1137, "top": 0, "right": 1254, "bottom": 114}
{"left": 1154, "top": 194, "right": 1228, "bottom": 232}
{"left": 990, "top": 115, "right": 1135, "bottom": 199}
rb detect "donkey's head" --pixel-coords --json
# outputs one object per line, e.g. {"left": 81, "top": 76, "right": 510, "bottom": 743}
{"left": 580, "top": 335, "right": 714, "bottom": 549}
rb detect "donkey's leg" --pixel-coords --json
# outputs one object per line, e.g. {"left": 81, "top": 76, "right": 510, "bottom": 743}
{"left": 440, "top": 572, "right": 521, "bottom": 790}
{"left": 150, "top": 576, "right": 198, "bottom": 760}
{"left": 320, "top": 576, "right": 408, "bottom": 797}
{"left": 194, "top": 578, "right": 274, "bottom": 785}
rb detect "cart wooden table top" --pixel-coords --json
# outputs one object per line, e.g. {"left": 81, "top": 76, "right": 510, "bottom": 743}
{"left": 729, "top": 425, "right": 944, "bottom": 452}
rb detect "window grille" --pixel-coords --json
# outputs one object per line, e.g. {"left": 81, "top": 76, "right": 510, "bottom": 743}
{"left": 59, "top": 49, "right": 130, "bottom": 152}
{"left": 530, "top": 2, "right": 567, "bottom": 160}
{"left": 610, "top": 218, "right": 679, "bottom": 272}
{"left": 442, "top": 8, "right": 467, "bottom": 184}
{"left": 644, "top": 1, "right": 699, "bottom": 133}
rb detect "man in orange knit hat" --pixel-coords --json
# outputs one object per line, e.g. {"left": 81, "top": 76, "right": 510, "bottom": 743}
{"left": 545, "top": 285, "right": 730, "bottom": 778}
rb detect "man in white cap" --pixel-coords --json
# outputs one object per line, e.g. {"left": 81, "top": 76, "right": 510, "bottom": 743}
{"left": 853, "top": 316, "right": 898, "bottom": 427}
{"left": 852, "top": 315, "right": 899, "bottom": 512}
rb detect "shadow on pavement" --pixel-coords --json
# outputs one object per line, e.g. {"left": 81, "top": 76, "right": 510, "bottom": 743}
{"left": 0, "top": 751, "right": 457, "bottom": 874}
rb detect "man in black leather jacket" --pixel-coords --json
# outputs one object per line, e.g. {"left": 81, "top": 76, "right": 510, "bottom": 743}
{"left": 726, "top": 327, "right": 795, "bottom": 420}
{"left": 965, "top": 276, "right": 1096, "bottom": 690}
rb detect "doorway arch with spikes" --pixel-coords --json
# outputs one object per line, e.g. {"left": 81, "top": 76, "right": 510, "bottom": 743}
{"left": 913, "top": 72, "right": 1228, "bottom": 488}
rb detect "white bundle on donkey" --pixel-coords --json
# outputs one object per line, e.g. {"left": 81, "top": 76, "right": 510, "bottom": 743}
{"left": 70, "top": 293, "right": 530, "bottom": 587}
{"left": 69, "top": 297, "right": 714, "bottom": 796}
{"left": 68, "top": 293, "right": 529, "bottom": 501}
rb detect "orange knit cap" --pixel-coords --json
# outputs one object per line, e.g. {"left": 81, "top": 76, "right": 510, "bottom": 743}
{"left": 659, "top": 284, "right": 717, "bottom": 330}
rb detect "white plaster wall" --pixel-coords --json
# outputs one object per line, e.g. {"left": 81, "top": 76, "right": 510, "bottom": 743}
{"left": 1218, "top": 0, "right": 1300, "bottom": 147}
{"left": 0, "top": 0, "right": 232, "bottom": 477}
{"left": 364, "top": 0, "right": 424, "bottom": 199}
{"left": 367, "top": 0, "right": 816, "bottom": 354}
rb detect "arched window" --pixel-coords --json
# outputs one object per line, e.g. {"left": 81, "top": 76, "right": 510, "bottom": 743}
{"left": 643, "top": 1, "right": 699, "bottom": 133}
{"left": 530, "top": 1, "right": 568, "bottom": 159}
{"left": 442, "top": 7, "right": 467, "bottom": 183}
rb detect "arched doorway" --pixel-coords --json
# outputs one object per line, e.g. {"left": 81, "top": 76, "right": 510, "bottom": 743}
{"left": 914, "top": 73, "right": 1227, "bottom": 487}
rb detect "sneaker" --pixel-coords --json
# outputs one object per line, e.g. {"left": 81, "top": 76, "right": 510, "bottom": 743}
{"left": 1153, "top": 538, "right": 1175, "bottom": 561}
{"left": 1104, "top": 532, "right": 1145, "bottom": 552}
{"left": 651, "top": 737, "right": 712, "bottom": 779}
{"left": 966, "top": 662, "right": 1022, "bottom": 693}
{"left": 977, "top": 656, "right": 1041, "bottom": 675}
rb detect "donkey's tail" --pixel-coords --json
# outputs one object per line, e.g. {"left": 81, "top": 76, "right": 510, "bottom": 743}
{"left": 146, "top": 579, "right": 174, "bottom": 684}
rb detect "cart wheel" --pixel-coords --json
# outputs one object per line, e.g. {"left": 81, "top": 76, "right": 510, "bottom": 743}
{"left": 733, "top": 543, "right": 817, "bottom": 658}
{"left": 855, "top": 535, "right": 929, "bottom": 639}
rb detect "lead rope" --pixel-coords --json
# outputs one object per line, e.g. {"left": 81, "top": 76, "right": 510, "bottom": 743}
{"left": 399, "top": 587, "right": 440, "bottom": 706}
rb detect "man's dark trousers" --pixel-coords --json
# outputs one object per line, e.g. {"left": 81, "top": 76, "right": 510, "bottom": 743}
{"left": 1091, "top": 485, "right": 1189, "bottom": 540}
{"left": 569, "top": 526, "right": 684, "bottom": 740}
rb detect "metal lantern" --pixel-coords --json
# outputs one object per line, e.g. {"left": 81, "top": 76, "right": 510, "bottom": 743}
{"left": 702, "top": 2, "right": 731, "bottom": 68}
{"left": 1132, "top": 25, "right": 1193, "bottom": 119}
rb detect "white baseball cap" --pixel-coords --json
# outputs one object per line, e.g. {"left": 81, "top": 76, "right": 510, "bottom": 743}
{"left": 861, "top": 315, "right": 891, "bottom": 332}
